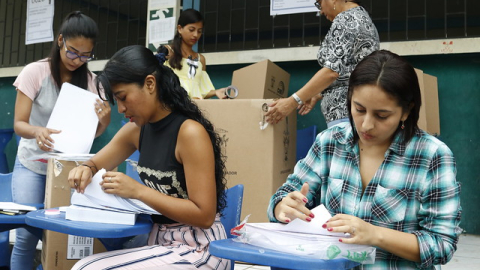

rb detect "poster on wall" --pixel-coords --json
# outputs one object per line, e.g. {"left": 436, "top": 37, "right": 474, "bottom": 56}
{"left": 146, "top": 0, "right": 180, "bottom": 52}
{"left": 26, "top": 0, "right": 55, "bottom": 45}
{"left": 270, "top": 0, "right": 318, "bottom": 16}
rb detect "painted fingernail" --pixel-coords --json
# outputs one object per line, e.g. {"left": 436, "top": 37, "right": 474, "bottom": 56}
{"left": 309, "top": 213, "right": 315, "bottom": 218}
{"left": 285, "top": 219, "right": 290, "bottom": 223}
{"left": 327, "top": 228, "right": 333, "bottom": 231}
{"left": 339, "top": 239, "right": 343, "bottom": 242}
{"left": 306, "top": 217, "right": 312, "bottom": 222}
{"left": 302, "top": 198, "right": 308, "bottom": 203}
{"left": 322, "top": 224, "right": 327, "bottom": 229}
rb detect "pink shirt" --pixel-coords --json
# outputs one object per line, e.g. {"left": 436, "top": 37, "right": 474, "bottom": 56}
{"left": 13, "top": 59, "right": 100, "bottom": 174}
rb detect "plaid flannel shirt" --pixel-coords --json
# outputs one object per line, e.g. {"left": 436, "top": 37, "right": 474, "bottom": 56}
{"left": 268, "top": 123, "right": 462, "bottom": 269}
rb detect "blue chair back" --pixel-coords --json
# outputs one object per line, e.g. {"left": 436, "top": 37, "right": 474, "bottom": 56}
{"left": 0, "top": 173, "right": 13, "bottom": 267}
{"left": 125, "top": 160, "right": 142, "bottom": 184}
{"left": 0, "top": 173, "right": 13, "bottom": 202}
{"left": 296, "top": 125, "right": 317, "bottom": 161}
{"left": 220, "top": 184, "right": 244, "bottom": 270}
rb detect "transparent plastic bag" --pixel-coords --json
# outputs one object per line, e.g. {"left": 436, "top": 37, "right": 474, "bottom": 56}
{"left": 231, "top": 215, "right": 376, "bottom": 264}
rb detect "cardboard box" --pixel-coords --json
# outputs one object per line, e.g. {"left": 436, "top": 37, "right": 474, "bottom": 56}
{"left": 42, "top": 159, "right": 107, "bottom": 270}
{"left": 196, "top": 99, "right": 297, "bottom": 222}
{"left": 231, "top": 59, "right": 290, "bottom": 99}
{"left": 415, "top": 68, "right": 440, "bottom": 135}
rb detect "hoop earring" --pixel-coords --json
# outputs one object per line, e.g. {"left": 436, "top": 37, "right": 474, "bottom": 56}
{"left": 401, "top": 121, "right": 405, "bottom": 130}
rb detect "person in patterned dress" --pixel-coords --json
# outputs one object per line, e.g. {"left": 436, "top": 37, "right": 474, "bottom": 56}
{"left": 268, "top": 50, "right": 462, "bottom": 269}
{"left": 267, "top": 0, "right": 380, "bottom": 127}
{"left": 67, "top": 45, "right": 230, "bottom": 270}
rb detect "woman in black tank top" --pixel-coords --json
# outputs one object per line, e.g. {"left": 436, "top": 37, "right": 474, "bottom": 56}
{"left": 67, "top": 45, "right": 229, "bottom": 270}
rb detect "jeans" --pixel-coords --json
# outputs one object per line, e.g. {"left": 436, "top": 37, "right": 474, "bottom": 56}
{"left": 10, "top": 157, "right": 46, "bottom": 270}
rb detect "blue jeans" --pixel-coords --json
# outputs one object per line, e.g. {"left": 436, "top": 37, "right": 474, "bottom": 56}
{"left": 10, "top": 157, "right": 46, "bottom": 270}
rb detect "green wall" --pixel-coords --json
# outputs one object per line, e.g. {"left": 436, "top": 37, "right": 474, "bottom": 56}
{"left": 1, "top": 52, "right": 478, "bottom": 234}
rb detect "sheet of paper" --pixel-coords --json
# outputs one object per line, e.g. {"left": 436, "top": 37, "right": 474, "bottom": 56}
{"left": 0, "top": 202, "right": 37, "bottom": 212}
{"left": 71, "top": 169, "right": 160, "bottom": 215}
{"left": 26, "top": 0, "right": 54, "bottom": 45}
{"left": 248, "top": 205, "right": 345, "bottom": 237}
{"left": 149, "top": 16, "right": 175, "bottom": 43}
{"left": 46, "top": 83, "right": 98, "bottom": 154}
{"left": 270, "top": 0, "right": 318, "bottom": 16}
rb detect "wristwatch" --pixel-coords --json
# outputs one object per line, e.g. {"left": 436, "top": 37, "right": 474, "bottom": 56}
{"left": 292, "top": 93, "right": 304, "bottom": 105}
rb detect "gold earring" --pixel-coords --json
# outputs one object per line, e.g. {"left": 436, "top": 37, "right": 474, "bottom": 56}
{"left": 334, "top": 3, "right": 336, "bottom": 10}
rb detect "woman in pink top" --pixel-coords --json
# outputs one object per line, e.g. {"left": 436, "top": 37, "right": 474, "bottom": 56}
{"left": 10, "top": 11, "right": 110, "bottom": 270}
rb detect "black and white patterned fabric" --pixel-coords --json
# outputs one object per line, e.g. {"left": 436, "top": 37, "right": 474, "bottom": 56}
{"left": 317, "top": 6, "right": 380, "bottom": 123}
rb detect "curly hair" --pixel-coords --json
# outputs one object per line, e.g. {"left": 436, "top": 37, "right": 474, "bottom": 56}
{"left": 97, "top": 45, "right": 227, "bottom": 215}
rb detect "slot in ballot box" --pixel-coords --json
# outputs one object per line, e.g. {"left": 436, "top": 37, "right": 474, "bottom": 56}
{"left": 196, "top": 99, "right": 296, "bottom": 223}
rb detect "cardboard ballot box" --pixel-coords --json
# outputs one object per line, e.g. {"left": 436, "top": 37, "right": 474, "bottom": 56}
{"left": 232, "top": 59, "right": 290, "bottom": 99}
{"left": 42, "top": 158, "right": 107, "bottom": 270}
{"left": 196, "top": 99, "right": 296, "bottom": 223}
{"left": 415, "top": 68, "right": 440, "bottom": 135}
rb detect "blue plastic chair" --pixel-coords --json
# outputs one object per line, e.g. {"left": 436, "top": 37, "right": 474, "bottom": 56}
{"left": 220, "top": 184, "right": 244, "bottom": 270}
{"left": 296, "top": 125, "right": 317, "bottom": 161}
{"left": 0, "top": 173, "right": 13, "bottom": 268}
{"left": 0, "top": 129, "right": 14, "bottom": 173}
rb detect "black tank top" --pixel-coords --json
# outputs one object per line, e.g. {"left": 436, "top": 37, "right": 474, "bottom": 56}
{"left": 138, "top": 112, "right": 188, "bottom": 224}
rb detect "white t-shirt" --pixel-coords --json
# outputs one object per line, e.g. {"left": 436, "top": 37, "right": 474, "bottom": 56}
{"left": 13, "top": 59, "right": 100, "bottom": 175}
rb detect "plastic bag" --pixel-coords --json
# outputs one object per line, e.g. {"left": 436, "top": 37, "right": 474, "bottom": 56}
{"left": 231, "top": 215, "right": 376, "bottom": 264}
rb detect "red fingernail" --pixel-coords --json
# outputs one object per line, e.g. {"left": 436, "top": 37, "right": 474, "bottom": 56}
{"left": 327, "top": 228, "right": 333, "bottom": 231}
{"left": 309, "top": 213, "right": 315, "bottom": 218}
{"left": 285, "top": 219, "right": 290, "bottom": 223}
{"left": 339, "top": 239, "right": 343, "bottom": 242}
{"left": 306, "top": 217, "right": 312, "bottom": 222}
{"left": 302, "top": 198, "right": 308, "bottom": 203}
{"left": 322, "top": 224, "right": 327, "bottom": 229}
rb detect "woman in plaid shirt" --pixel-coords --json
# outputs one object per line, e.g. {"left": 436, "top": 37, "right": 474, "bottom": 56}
{"left": 268, "top": 50, "right": 462, "bottom": 269}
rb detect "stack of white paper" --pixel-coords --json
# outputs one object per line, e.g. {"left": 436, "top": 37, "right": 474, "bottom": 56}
{"left": 234, "top": 205, "right": 376, "bottom": 263}
{"left": 66, "top": 169, "right": 161, "bottom": 225}
{"left": 0, "top": 202, "right": 37, "bottom": 215}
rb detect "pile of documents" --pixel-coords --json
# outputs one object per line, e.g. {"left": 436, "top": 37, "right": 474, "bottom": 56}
{"left": 233, "top": 205, "right": 376, "bottom": 264}
{"left": 66, "top": 169, "right": 161, "bottom": 225}
{"left": 0, "top": 202, "right": 37, "bottom": 215}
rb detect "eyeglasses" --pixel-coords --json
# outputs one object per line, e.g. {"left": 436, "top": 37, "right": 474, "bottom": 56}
{"left": 63, "top": 40, "right": 94, "bottom": 63}
{"left": 314, "top": 0, "right": 322, "bottom": 11}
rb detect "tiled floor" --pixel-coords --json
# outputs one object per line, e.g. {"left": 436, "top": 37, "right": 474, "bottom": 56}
{"left": 232, "top": 234, "right": 480, "bottom": 270}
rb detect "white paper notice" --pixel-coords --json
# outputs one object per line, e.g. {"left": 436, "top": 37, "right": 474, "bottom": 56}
{"left": 46, "top": 83, "right": 98, "bottom": 154}
{"left": 270, "top": 0, "right": 318, "bottom": 16}
{"left": 26, "top": 0, "right": 55, "bottom": 45}
{"left": 149, "top": 0, "right": 176, "bottom": 8}
{"left": 149, "top": 16, "right": 175, "bottom": 43}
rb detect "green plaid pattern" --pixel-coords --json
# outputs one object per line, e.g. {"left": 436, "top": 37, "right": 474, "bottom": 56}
{"left": 268, "top": 123, "right": 462, "bottom": 269}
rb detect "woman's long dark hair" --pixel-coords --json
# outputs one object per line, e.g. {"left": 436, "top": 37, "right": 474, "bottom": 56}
{"left": 49, "top": 11, "right": 98, "bottom": 90}
{"left": 168, "top": 9, "right": 204, "bottom": 70}
{"left": 347, "top": 50, "right": 421, "bottom": 144}
{"left": 97, "top": 45, "right": 227, "bottom": 215}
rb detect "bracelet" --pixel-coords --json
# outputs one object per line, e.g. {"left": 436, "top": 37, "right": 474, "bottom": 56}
{"left": 80, "top": 163, "right": 96, "bottom": 175}
{"left": 292, "top": 93, "right": 304, "bottom": 105}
